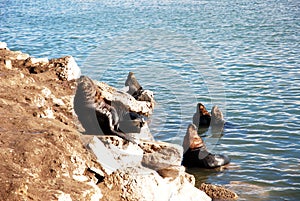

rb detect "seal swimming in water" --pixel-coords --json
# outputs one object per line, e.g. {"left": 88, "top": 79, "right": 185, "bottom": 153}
{"left": 182, "top": 124, "right": 230, "bottom": 168}
{"left": 192, "top": 103, "right": 211, "bottom": 129}
{"left": 211, "top": 105, "right": 225, "bottom": 133}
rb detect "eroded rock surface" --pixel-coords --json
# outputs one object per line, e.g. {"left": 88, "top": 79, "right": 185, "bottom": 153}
{"left": 0, "top": 46, "right": 103, "bottom": 200}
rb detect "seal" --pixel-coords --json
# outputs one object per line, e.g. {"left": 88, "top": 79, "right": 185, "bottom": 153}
{"left": 211, "top": 105, "right": 225, "bottom": 133}
{"left": 182, "top": 124, "right": 230, "bottom": 169}
{"left": 74, "top": 76, "right": 137, "bottom": 143}
{"left": 125, "top": 72, "right": 143, "bottom": 98}
{"left": 192, "top": 103, "right": 211, "bottom": 128}
{"left": 111, "top": 100, "right": 146, "bottom": 133}
{"left": 211, "top": 105, "right": 225, "bottom": 126}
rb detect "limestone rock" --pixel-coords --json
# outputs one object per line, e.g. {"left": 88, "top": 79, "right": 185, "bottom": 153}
{"left": 50, "top": 56, "right": 81, "bottom": 81}
{"left": 88, "top": 136, "right": 143, "bottom": 175}
{"left": 0, "top": 41, "right": 8, "bottom": 49}
{"left": 101, "top": 166, "right": 211, "bottom": 201}
{"left": 140, "top": 140, "right": 183, "bottom": 171}
{"left": 199, "top": 183, "right": 238, "bottom": 200}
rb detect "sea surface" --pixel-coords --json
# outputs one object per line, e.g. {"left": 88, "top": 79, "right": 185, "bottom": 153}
{"left": 1, "top": 0, "right": 300, "bottom": 200}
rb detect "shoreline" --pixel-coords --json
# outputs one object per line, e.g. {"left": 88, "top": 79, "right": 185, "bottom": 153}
{"left": 0, "top": 42, "right": 237, "bottom": 201}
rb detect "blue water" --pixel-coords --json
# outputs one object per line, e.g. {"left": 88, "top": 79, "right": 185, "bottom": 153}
{"left": 1, "top": 0, "right": 300, "bottom": 200}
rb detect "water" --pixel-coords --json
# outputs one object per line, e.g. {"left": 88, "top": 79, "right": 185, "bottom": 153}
{"left": 1, "top": 0, "right": 300, "bottom": 200}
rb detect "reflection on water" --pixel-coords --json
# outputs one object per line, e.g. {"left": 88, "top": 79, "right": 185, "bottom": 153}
{"left": 2, "top": 0, "right": 300, "bottom": 200}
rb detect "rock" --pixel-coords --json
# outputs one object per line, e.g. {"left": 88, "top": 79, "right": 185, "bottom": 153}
{"left": 50, "top": 56, "right": 81, "bottom": 81}
{"left": 100, "top": 166, "right": 211, "bottom": 201}
{"left": 0, "top": 42, "right": 8, "bottom": 49}
{"left": 0, "top": 46, "right": 104, "bottom": 200}
{"left": 199, "top": 183, "right": 238, "bottom": 200}
{"left": 88, "top": 136, "right": 143, "bottom": 175}
{"left": 192, "top": 103, "right": 211, "bottom": 129}
{"left": 182, "top": 124, "right": 230, "bottom": 169}
{"left": 140, "top": 140, "right": 183, "bottom": 171}
{"left": 30, "top": 57, "right": 49, "bottom": 64}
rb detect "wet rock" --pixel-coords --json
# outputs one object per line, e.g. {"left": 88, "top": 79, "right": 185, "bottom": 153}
{"left": 140, "top": 140, "right": 183, "bottom": 171}
{"left": 199, "top": 183, "right": 238, "bottom": 200}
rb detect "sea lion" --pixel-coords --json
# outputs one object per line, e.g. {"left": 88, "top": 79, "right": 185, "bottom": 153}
{"left": 192, "top": 103, "right": 211, "bottom": 128}
{"left": 211, "top": 105, "right": 225, "bottom": 133}
{"left": 211, "top": 105, "right": 225, "bottom": 126}
{"left": 74, "top": 76, "right": 136, "bottom": 143}
{"left": 182, "top": 124, "right": 230, "bottom": 169}
{"left": 111, "top": 100, "right": 146, "bottom": 133}
{"left": 182, "top": 124, "right": 206, "bottom": 153}
{"left": 125, "top": 72, "right": 143, "bottom": 97}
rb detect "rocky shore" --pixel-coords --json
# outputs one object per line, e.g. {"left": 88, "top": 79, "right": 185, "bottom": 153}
{"left": 0, "top": 42, "right": 237, "bottom": 201}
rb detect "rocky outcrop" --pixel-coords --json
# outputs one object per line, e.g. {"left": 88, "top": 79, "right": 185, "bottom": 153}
{"left": 0, "top": 44, "right": 215, "bottom": 200}
{"left": 88, "top": 136, "right": 211, "bottom": 201}
{"left": 199, "top": 183, "right": 238, "bottom": 200}
{"left": 0, "top": 45, "right": 103, "bottom": 200}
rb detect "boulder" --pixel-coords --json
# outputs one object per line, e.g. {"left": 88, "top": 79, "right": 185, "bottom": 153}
{"left": 140, "top": 140, "right": 183, "bottom": 171}
{"left": 199, "top": 183, "right": 238, "bottom": 200}
{"left": 100, "top": 166, "right": 211, "bottom": 201}
{"left": 87, "top": 136, "right": 143, "bottom": 175}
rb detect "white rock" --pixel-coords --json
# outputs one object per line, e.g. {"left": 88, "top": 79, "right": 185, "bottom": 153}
{"left": 170, "top": 182, "right": 211, "bottom": 201}
{"left": 65, "top": 56, "right": 81, "bottom": 81}
{"left": 40, "top": 108, "right": 55, "bottom": 119}
{"left": 0, "top": 42, "right": 7, "bottom": 49}
{"left": 4, "top": 60, "right": 12, "bottom": 69}
{"left": 41, "top": 87, "right": 52, "bottom": 98}
{"left": 88, "top": 136, "right": 121, "bottom": 175}
{"left": 30, "top": 57, "right": 49, "bottom": 64}
{"left": 105, "top": 166, "right": 211, "bottom": 201}
{"left": 56, "top": 192, "right": 72, "bottom": 201}
{"left": 88, "top": 136, "right": 143, "bottom": 175}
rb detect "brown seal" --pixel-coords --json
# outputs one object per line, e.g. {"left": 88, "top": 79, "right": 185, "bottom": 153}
{"left": 192, "top": 103, "right": 211, "bottom": 128}
{"left": 182, "top": 124, "right": 230, "bottom": 168}
{"left": 182, "top": 124, "right": 205, "bottom": 153}
{"left": 125, "top": 72, "right": 143, "bottom": 96}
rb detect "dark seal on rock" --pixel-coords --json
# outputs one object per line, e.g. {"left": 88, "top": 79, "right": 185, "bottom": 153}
{"left": 74, "top": 76, "right": 138, "bottom": 143}
{"left": 125, "top": 72, "right": 143, "bottom": 98}
{"left": 192, "top": 103, "right": 211, "bottom": 129}
{"left": 182, "top": 124, "right": 230, "bottom": 169}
